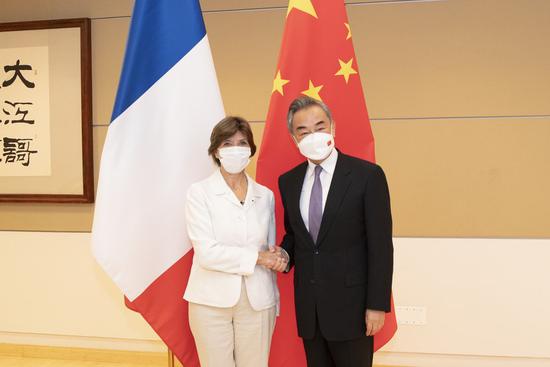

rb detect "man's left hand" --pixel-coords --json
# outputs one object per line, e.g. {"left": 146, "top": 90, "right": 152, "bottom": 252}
{"left": 365, "top": 309, "right": 385, "bottom": 336}
{"left": 267, "top": 246, "right": 289, "bottom": 272}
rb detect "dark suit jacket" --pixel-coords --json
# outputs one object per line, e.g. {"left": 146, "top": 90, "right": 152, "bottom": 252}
{"left": 279, "top": 151, "right": 393, "bottom": 341}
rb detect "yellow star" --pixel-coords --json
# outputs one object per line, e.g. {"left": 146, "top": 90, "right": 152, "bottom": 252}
{"left": 301, "top": 80, "right": 323, "bottom": 101}
{"left": 287, "top": 0, "right": 318, "bottom": 18}
{"left": 335, "top": 58, "right": 358, "bottom": 83}
{"left": 345, "top": 23, "right": 352, "bottom": 40}
{"left": 272, "top": 70, "right": 290, "bottom": 96}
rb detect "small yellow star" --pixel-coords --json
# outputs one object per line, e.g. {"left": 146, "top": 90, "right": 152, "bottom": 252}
{"left": 301, "top": 80, "right": 323, "bottom": 101}
{"left": 272, "top": 70, "right": 290, "bottom": 96}
{"left": 335, "top": 58, "right": 358, "bottom": 83}
{"left": 287, "top": 0, "right": 318, "bottom": 18}
{"left": 345, "top": 23, "right": 352, "bottom": 40}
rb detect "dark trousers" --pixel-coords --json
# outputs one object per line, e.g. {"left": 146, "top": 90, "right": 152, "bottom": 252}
{"left": 303, "top": 317, "right": 373, "bottom": 367}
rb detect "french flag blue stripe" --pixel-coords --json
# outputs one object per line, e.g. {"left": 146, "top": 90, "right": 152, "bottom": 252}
{"left": 111, "top": 0, "right": 206, "bottom": 122}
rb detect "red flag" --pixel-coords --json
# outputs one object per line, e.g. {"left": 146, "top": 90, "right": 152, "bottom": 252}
{"left": 256, "top": 1, "right": 397, "bottom": 365}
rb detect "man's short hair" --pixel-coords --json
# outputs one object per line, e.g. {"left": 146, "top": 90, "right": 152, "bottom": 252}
{"left": 287, "top": 96, "right": 333, "bottom": 133}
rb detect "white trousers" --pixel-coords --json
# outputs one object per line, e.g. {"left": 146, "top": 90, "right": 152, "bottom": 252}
{"left": 188, "top": 280, "right": 276, "bottom": 367}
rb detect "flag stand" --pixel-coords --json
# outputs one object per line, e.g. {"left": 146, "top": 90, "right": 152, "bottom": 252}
{"left": 167, "top": 350, "right": 175, "bottom": 367}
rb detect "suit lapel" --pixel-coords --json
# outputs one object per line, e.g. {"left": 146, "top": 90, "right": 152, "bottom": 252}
{"left": 287, "top": 163, "right": 315, "bottom": 247}
{"left": 316, "top": 154, "right": 352, "bottom": 247}
{"left": 244, "top": 176, "right": 264, "bottom": 212}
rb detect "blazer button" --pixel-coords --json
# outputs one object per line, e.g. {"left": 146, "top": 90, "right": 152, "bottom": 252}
{"left": 310, "top": 279, "right": 316, "bottom": 284}
{"left": 314, "top": 249, "right": 319, "bottom": 255}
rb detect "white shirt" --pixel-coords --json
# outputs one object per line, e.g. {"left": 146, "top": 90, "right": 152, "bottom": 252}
{"left": 299, "top": 148, "right": 338, "bottom": 231}
{"left": 183, "top": 169, "right": 279, "bottom": 313}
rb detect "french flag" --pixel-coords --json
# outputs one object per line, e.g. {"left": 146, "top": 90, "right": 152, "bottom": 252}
{"left": 92, "top": 1, "right": 223, "bottom": 366}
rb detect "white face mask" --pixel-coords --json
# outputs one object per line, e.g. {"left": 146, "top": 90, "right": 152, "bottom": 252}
{"left": 218, "top": 146, "right": 251, "bottom": 174}
{"left": 296, "top": 132, "right": 334, "bottom": 161}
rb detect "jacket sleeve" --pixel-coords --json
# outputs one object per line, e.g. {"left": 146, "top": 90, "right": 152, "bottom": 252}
{"left": 364, "top": 165, "right": 394, "bottom": 312}
{"left": 267, "top": 190, "right": 281, "bottom": 316}
{"left": 278, "top": 175, "right": 295, "bottom": 271}
{"left": 267, "top": 190, "right": 276, "bottom": 247}
{"left": 185, "top": 184, "right": 258, "bottom": 275}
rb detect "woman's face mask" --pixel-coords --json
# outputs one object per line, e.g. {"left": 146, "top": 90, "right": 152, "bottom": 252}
{"left": 218, "top": 146, "right": 251, "bottom": 174}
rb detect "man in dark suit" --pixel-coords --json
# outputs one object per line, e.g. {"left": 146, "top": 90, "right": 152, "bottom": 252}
{"left": 277, "top": 96, "right": 393, "bottom": 367}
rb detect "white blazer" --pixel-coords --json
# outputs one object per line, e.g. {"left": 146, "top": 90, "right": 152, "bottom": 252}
{"left": 183, "top": 169, "right": 279, "bottom": 312}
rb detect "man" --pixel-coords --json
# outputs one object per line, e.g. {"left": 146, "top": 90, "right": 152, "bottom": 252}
{"left": 277, "top": 96, "right": 394, "bottom": 367}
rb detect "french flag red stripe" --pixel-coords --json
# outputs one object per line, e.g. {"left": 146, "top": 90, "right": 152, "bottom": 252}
{"left": 125, "top": 253, "right": 199, "bottom": 367}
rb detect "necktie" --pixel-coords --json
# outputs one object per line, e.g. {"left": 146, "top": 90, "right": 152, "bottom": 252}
{"left": 308, "top": 165, "right": 323, "bottom": 243}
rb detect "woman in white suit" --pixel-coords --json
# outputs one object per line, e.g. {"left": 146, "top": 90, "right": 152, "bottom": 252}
{"left": 184, "top": 116, "right": 287, "bottom": 367}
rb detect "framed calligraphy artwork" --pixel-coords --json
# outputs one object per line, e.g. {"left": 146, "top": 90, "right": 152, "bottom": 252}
{"left": 0, "top": 18, "right": 93, "bottom": 203}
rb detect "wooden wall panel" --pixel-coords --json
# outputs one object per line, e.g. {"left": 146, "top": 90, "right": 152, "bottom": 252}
{"left": 0, "top": 0, "right": 132, "bottom": 22}
{"left": 351, "top": 0, "right": 550, "bottom": 118}
{"left": 200, "top": 0, "right": 397, "bottom": 12}
{"left": 245, "top": 122, "right": 265, "bottom": 178}
{"left": 372, "top": 117, "right": 550, "bottom": 237}
{"left": 1, "top": 0, "right": 549, "bottom": 238}
{"left": 204, "top": 9, "right": 284, "bottom": 121}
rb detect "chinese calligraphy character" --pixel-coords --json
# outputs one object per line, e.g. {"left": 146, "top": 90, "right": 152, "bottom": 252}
{"left": 2, "top": 100, "right": 34, "bottom": 125}
{"left": 2, "top": 60, "right": 36, "bottom": 88}
{"left": 1, "top": 137, "right": 38, "bottom": 167}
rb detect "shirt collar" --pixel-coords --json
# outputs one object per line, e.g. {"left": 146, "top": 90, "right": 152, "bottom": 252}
{"left": 306, "top": 148, "right": 338, "bottom": 177}
{"left": 209, "top": 168, "right": 263, "bottom": 198}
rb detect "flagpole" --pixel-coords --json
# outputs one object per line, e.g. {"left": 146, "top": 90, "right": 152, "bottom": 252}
{"left": 167, "top": 350, "right": 175, "bottom": 367}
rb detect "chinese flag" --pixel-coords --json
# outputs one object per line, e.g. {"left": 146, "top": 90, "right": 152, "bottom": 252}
{"left": 256, "top": 1, "right": 397, "bottom": 366}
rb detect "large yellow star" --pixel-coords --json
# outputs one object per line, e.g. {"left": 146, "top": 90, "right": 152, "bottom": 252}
{"left": 272, "top": 70, "right": 290, "bottom": 96}
{"left": 345, "top": 23, "right": 352, "bottom": 40}
{"left": 335, "top": 58, "right": 358, "bottom": 83}
{"left": 287, "top": 0, "right": 318, "bottom": 18}
{"left": 301, "top": 80, "right": 323, "bottom": 101}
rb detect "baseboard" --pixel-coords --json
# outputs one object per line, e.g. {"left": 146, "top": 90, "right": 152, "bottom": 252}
{"left": 374, "top": 351, "right": 550, "bottom": 367}
{"left": 0, "top": 331, "right": 165, "bottom": 352}
{"left": 0, "top": 343, "right": 166, "bottom": 365}
{"left": 3, "top": 332, "right": 549, "bottom": 367}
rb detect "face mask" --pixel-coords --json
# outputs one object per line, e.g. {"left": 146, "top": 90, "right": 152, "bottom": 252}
{"left": 218, "top": 146, "right": 251, "bottom": 174}
{"left": 296, "top": 132, "right": 334, "bottom": 161}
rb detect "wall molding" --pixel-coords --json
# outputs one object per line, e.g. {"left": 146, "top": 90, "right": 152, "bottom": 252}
{"left": 0, "top": 331, "right": 165, "bottom": 353}
{"left": 2, "top": 338, "right": 550, "bottom": 367}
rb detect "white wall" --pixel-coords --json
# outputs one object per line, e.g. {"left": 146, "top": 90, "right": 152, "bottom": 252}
{"left": 1, "top": 232, "right": 549, "bottom": 365}
{"left": 0, "top": 231, "right": 163, "bottom": 351}
{"left": 380, "top": 237, "right": 550, "bottom": 366}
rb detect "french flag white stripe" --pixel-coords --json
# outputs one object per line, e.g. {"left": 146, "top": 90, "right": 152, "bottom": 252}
{"left": 92, "top": 36, "right": 224, "bottom": 301}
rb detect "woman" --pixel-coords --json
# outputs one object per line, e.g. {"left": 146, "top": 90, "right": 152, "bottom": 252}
{"left": 184, "top": 116, "right": 287, "bottom": 367}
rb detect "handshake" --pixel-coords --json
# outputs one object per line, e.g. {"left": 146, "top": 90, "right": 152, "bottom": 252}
{"left": 257, "top": 246, "right": 289, "bottom": 272}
